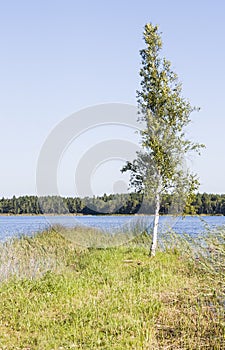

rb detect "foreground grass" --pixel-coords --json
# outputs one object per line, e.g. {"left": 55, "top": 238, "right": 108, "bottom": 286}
{"left": 0, "top": 227, "right": 224, "bottom": 349}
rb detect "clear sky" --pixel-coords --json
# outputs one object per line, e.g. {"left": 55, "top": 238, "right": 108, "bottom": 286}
{"left": 0, "top": 0, "right": 225, "bottom": 198}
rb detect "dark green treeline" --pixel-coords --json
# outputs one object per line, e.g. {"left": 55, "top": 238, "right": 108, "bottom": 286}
{"left": 0, "top": 193, "right": 225, "bottom": 215}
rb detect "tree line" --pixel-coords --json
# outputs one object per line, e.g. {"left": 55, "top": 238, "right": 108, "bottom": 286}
{"left": 0, "top": 193, "right": 225, "bottom": 215}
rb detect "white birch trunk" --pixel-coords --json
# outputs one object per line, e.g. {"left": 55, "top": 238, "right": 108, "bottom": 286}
{"left": 150, "top": 181, "right": 162, "bottom": 256}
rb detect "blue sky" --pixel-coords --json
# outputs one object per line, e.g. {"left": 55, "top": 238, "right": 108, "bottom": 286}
{"left": 0, "top": 0, "right": 225, "bottom": 197}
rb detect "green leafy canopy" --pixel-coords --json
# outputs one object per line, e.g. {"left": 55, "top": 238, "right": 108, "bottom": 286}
{"left": 122, "top": 23, "right": 205, "bottom": 209}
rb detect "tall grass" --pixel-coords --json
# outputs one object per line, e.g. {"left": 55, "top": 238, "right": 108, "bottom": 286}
{"left": 0, "top": 227, "right": 77, "bottom": 281}
{"left": 0, "top": 224, "right": 224, "bottom": 349}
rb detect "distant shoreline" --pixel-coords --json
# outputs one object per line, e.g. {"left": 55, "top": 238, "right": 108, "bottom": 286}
{"left": 1, "top": 193, "right": 225, "bottom": 216}
{"left": 0, "top": 213, "right": 224, "bottom": 217}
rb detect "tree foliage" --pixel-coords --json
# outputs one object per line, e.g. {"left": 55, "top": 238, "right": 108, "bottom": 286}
{"left": 0, "top": 193, "right": 224, "bottom": 215}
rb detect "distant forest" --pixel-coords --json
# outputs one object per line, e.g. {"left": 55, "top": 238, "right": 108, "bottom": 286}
{"left": 0, "top": 193, "right": 225, "bottom": 215}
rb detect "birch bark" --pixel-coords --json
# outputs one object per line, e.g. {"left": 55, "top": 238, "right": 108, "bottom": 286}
{"left": 150, "top": 179, "right": 162, "bottom": 256}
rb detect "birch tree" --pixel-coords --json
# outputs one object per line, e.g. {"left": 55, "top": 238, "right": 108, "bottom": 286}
{"left": 122, "top": 23, "right": 204, "bottom": 256}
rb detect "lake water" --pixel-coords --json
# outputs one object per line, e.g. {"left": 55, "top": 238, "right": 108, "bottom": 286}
{"left": 0, "top": 215, "right": 225, "bottom": 242}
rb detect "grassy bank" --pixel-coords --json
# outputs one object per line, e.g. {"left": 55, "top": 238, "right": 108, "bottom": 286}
{"left": 0, "top": 227, "right": 224, "bottom": 349}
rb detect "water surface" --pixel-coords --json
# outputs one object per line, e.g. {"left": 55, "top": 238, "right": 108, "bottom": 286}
{"left": 1, "top": 215, "right": 225, "bottom": 242}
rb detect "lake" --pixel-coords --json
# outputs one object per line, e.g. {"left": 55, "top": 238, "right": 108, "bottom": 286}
{"left": 0, "top": 215, "right": 225, "bottom": 242}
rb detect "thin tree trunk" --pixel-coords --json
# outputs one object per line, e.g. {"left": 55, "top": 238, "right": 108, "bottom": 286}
{"left": 150, "top": 182, "right": 161, "bottom": 256}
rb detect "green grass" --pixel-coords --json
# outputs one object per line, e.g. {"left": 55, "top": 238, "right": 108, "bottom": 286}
{"left": 0, "top": 226, "right": 224, "bottom": 349}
